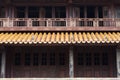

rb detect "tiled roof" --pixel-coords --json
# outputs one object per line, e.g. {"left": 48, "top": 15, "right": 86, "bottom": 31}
{"left": 0, "top": 32, "right": 119, "bottom": 44}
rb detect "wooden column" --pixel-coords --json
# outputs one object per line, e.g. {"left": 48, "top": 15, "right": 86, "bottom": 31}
{"left": 25, "top": 6, "right": 28, "bottom": 18}
{"left": 52, "top": 7, "right": 55, "bottom": 18}
{"left": 68, "top": 6, "right": 74, "bottom": 27}
{"left": 52, "top": 7, "right": 55, "bottom": 26}
{"left": 1, "top": 47, "right": 6, "bottom": 78}
{"left": 84, "top": 6, "right": 87, "bottom": 18}
{"left": 117, "top": 49, "right": 120, "bottom": 77}
{"left": 110, "top": 4, "right": 115, "bottom": 18}
{"left": 69, "top": 46, "right": 74, "bottom": 78}
{"left": 69, "top": 6, "right": 73, "bottom": 18}
{"left": 94, "top": 7, "right": 98, "bottom": 27}
{"left": 84, "top": 6, "right": 87, "bottom": 26}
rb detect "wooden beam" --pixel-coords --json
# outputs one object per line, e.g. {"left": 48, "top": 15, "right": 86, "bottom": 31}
{"left": 0, "top": 27, "right": 120, "bottom": 32}
{"left": 69, "top": 46, "right": 74, "bottom": 78}
{"left": 5, "top": 0, "right": 12, "bottom": 5}
{"left": 1, "top": 47, "right": 6, "bottom": 78}
{"left": 68, "top": 0, "right": 72, "bottom": 4}
{"left": 111, "top": 4, "right": 115, "bottom": 18}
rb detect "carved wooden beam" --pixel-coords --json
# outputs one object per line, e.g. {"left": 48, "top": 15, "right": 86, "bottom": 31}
{"left": 68, "top": 0, "right": 72, "bottom": 4}
{"left": 4, "top": 0, "right": 12, "bottom": 5}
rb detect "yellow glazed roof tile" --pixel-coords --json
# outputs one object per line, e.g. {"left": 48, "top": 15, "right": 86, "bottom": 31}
{"left": 74, "top": 32, "right": 78, "bottom": 43}
{"left": 78, "top": 32, "right": 83, "bottom": 43}
{"left": 65, "top": 32, "right": 69, "bottom": 43}
{"left": 41, "top": 33, "right": 47, "bottom": 43}
{"left": 56, "top": 32, "right": 60, "bottom": 43}
{"left": 46, "top": 32, "right": 51, "bottom": 43}
{"left": 32, "top": 33, "right": 38, "bottom": 44}
{"left": 0, "top": 32, "right": 119, "bottom": 44}
{"left": 36, "top": 33, "right": 42, "bottom": 43}
{"left": 82, "top": 32, "right": 88, "bottom": 43}
{"left": 61, "top": 32, "right": 64, "bottom": 43}
{"left": 51, "top": 33, "right": 56, "bottom": 43}
{"left": 95, "top": 32, "right": 102, "bottom": 43}
{"left": 91, "top": 32, "right": 97, "bottom": 43}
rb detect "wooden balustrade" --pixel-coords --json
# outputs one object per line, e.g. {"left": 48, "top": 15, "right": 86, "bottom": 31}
{"left": 0, "top": 18, "right": 119, "bottom": 27}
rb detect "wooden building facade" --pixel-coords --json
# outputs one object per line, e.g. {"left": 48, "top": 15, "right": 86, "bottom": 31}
{"left": 0, "top": 0, "right": 120, "bottom": 78}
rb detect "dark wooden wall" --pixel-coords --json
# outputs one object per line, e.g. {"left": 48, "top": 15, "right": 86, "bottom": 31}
{"left": 74, "top": 46, "right": 117, "bottom": 77}
{"left": 5, "top": 45, "right": 117, "bottom": 78}
{"left": 6, "top": 46, "right": 69, "bottom": 78}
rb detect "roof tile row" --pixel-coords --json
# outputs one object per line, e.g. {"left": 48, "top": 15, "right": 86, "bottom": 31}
{"left": 0, "top": 32, "right": 119, "bottom": 44}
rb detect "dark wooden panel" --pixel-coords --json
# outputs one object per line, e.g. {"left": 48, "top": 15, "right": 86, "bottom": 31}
{"left": 74, "top": 46, "right": 117, "bottom": 77}
{"left": 6, "top": 46, "right": 69, "bottom": 78}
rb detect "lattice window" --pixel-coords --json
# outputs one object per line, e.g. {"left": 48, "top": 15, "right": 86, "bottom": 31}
{"left": 94, "top": 53, "right": 100, "bottom": 65}
{"left": 28, "top": 7, "right": 39, "bottom": 18}
{"left": 25, "top": 53, "right": 31, "bottom": 66}
{"left": 16, "top": 7, "right": 25, "bottom": 18}
{"left": 33, "top": 53, "right": 39, "bottom": 66}
{"left": 41, "top": 53, "right": 47, "bottom": 65}
{"left": 102, "top": 53, "right": 109, "bottom": 65}
{"left": 0, "top": 7, "right": 6, "bottom": 18}
{"left": 49, "top": 53, "right": 55, "bottom": 65}
{"left": 59, "top": 53, "right": 65, "bottom": 65}
{"left": 86, "top": 53, "right": 92, "bottom": 66}
{"left": 14, "top": 53, "right": 21, "bottom": 66}
{"left": 55, "top": 7, "right": 66, "bottom": 18}
{"left": 78, "top": 53, "right": 84, "bottom": 65}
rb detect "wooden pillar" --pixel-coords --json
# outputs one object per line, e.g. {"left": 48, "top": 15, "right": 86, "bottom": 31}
{"left": 6, "top": 5, "right": 13, "bottom": 18}
{"left": 94, "top": 7, "right": 98, "bottom": 27}
{"left": 109, "top": 4, "right": 115, "bottom": 18}
{"left": 84, "top": 6, "right": 87, "bottom": 18}
{"left": 7, "top": 6, "right": 14, "bottom": 27}
{"left": 66, "top": 6, "right": 69, "bottom": 18}
{"left": 84, "top": 6, "right": 87, "bottom": 26}
{"left": 95, "top": 7, "right": 98, "bottom": 18}
{"left": 110, "top": 4, "right": 115, "bottom": 26}
{"left": 69, "top": 6, "right": 73, "bottom": 18}
{"left": 1, "top": 47, "right": 6, "bottom": 78}
{"left": 116, "top": 49, "right": 120, "bottom": 77}
{"left": 66, "top": 6, "right": 69, "bottom": 27}
{"left": 25, "top": 6, "right": 28, "bottom": 18}
{"left": 68, "top": 6, "right": 74, "bottom": 27}
{"left": 52, "top": 7, "right": 55, "bottom": 26}
{"left": 69, "top": 46, "right": 74, "bottom": 78}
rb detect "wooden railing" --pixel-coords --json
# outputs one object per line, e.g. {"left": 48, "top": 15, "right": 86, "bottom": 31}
{"left": 0, "top": 18, "right": 120, "bottom": 27}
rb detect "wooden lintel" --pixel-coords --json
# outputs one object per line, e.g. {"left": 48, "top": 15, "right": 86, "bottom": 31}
{"left": 4, "top": 0, "right": 12, "bottom": 5}
{"left": 0, "top": 27, "right": 120, "bottom": 32}
{"left": 68, "top": 0, "right": 72, "bottom": 4}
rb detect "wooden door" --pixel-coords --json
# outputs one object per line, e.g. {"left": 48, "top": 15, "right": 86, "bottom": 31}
{"left": 9, "top": 46, "right": 69, "bottom": 78}
{"left": 74, "top": 46, "right": 117, "bottom": 77}
{"left": 0, "top": 7, "right": 6, "bottom": 18}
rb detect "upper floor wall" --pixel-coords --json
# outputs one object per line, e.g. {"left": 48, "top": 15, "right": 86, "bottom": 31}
{"left": 0, "top": 0, "right": 120, "bottom": 18}
{"left": 0, "top": 0, "right": 120, "bottom": 31}
{"left": 0, "top": 0, "right": 120, "bottom": 5}
{"left": 0, "top": 6, "right": 120, "bottom": 18}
